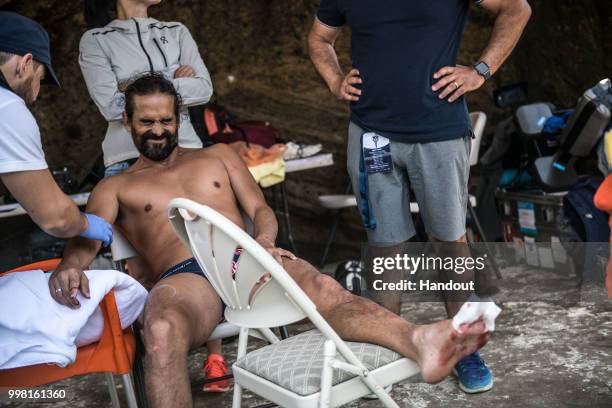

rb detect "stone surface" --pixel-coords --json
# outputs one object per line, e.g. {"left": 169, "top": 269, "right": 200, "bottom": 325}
{"left": 2, "top": 263, "right": 610, "bottom": 408}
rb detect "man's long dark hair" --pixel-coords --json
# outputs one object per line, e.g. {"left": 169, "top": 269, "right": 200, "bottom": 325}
{"left": 83, "top": 0, "right": 116, "bottom": 29}
{"left": 124, "top": 72, "right": 182, "bottom": 121}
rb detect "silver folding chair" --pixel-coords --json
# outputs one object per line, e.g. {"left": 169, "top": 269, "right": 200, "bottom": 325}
{"left": 168, "top": 198, "right": 420, "bottom": 408}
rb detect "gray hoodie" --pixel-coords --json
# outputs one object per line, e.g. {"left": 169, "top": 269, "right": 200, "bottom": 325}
{"left": 79, "top": 17, "right": 213, "bottom": 167}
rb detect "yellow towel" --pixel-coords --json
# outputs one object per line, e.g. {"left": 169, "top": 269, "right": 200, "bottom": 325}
{"left": 605, "top": 128, "right": 612, "bottom": 167}
{"left": 248, "top": 158, "right": 286, "bottom": 188}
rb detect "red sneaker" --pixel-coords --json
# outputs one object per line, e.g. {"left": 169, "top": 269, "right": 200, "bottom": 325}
{"left": 202, "top": 354, "right": 231, "bottom": 393}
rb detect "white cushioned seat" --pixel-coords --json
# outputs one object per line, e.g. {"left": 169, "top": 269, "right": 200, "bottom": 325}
{"left": 235, "top": 329, "right": 402, "bottom": 396}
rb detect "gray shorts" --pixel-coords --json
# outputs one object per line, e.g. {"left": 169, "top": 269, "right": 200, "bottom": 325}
{"left": 347, "top": 121, "right": 471, "bottom": 245}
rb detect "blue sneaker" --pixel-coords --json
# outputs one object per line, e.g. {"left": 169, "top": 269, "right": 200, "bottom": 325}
{"left": 453, "top": 352, "right": 493, "bottom": 393}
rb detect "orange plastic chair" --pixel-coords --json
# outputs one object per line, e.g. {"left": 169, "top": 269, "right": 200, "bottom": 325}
{"left": 594, "top": 175, "right": 612, "bottom": 299}
{"left": 0, "top": 259, "right": 141, "bottom": 407}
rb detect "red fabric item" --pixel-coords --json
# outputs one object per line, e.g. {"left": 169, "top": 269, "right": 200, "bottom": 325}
{"left": 593, "top": 174, "right": 612, "bottom": 298}
{"left": 229, "top": 141, "right": 287, "bottom": 167}
{"left": 239, "top": 122, "right": 277, "bottom": 148}
{"left": 211, "top": 122, "right": 277, "bottom": 148}
{"left": 204, "top": 109, "right": 220, "bottom": 135}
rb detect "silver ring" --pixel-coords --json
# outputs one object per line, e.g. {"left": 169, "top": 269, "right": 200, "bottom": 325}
{"left": 453, "top": 81, "right": 460, "bottom": 90}
{"left": 55, "top": 288, "right": 62, "bottom": 293}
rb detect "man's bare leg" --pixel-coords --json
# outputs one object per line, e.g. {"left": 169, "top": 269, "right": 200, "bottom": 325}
{"left": 142, "top": 274, "right": 223, "bottom": 408}
{"left": 206, "top": 339, "right": 222, "bottom": 355}
{"left": 429, "top": 234, "right": 475, "bottom": 318}
{"left": 283, "top": 257, "right": 488, "bottom": 383}
{"left": 365, "top": 237, "right": 476, "bottom": 317}
{"left": 364, "top": 242, "right": 404, "bottom": 314}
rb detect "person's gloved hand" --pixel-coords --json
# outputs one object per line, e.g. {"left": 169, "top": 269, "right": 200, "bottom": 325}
{"left": 80, "top": 212, "right": 113, "bottom": 247}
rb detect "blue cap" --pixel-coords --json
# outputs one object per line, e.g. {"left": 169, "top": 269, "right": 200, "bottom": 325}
{"left": 0, "top": 12, "right": 60, "bottom": 87}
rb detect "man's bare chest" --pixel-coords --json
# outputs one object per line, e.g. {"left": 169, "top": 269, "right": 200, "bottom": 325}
{"left": 117, "top": 163, "right": 234, "bottom": 220}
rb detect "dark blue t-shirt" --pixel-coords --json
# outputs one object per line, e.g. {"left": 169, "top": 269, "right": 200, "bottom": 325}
{"left": 317, "top": 0, "right": 477, "bottom": 143}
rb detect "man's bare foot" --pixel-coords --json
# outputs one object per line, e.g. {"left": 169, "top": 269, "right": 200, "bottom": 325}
{"left": 412, "top": 319, "right": 488, "bottom": 383}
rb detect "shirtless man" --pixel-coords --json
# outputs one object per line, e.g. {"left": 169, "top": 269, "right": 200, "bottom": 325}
{"left": 50, "top": 74, "right": 488, "bottom": 408}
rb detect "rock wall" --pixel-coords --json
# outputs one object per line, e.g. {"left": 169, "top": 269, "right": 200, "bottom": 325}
{"left": 1, "top": 0, "right": 610, "bottom": 254}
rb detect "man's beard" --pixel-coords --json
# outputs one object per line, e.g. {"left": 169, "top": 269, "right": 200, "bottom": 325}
{"left": 14, "top": 76, "right": 36, "bottom": 106}
{"left": 134, "top": 129, "right": 178, "bottom": 161}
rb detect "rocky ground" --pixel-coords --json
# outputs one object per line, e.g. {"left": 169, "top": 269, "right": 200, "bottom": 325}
{"left": 2, "top": 262, "right": 610, "bottom": 408}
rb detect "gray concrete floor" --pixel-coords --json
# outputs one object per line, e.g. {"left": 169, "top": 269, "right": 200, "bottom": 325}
{"left": 2, "top": 264, "right": 611, "bottom": 408}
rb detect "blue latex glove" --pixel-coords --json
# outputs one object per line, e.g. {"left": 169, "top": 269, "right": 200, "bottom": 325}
{"left": 80, "top": 213, "right": 113, "bottom": 247}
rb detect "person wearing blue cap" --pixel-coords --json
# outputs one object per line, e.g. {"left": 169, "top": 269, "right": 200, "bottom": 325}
{"left": 0, "top": 12, "right": 113, "bottom": 276}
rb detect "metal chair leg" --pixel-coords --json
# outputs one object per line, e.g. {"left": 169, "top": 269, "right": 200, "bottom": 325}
{"left": 271, "top": 183, "right": 298, "bottom": 255}
{"left": 320, "top": 340, "right": 336, "bottom": 408}
{"left": 105, "top": 372, "right": 120, "bottom": 408}
{"left": 468, "top": 201, "right": 503, "bottom": 279}
{"left": 279, "top": 183, "right": 298, "bottom": 255}
{"left": 320, "top": 210, "right": 341, "bottom": 268}
{"left": 122, "top": 374, "right": 138, "bottom": 408}
{"left": 132, "top": 321, "right": 148, "bottom": 408}
{"left": 232, "top": 328, "right": 249, "bottom": 408}
{"left": 116, "top": 259, "right": 148, "bottom": 408}
{"left": 278, "top": 326, "right": 289, "bottom": 340}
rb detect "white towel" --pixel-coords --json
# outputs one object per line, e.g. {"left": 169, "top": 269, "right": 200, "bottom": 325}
{"left": 452, "top": 295, "right": 501, "bottom": 332}
{"left": 0, "top": 269, "right": 147, "bottom": 369}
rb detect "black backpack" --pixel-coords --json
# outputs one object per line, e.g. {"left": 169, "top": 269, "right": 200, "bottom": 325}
{"left": 334, "top": 260, "right": 364, "bottom": 296}
{"left": 557, "top": 178, "right": 610, "bottom": 283}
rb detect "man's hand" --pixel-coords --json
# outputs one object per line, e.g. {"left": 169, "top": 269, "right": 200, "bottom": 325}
{"left": 332, "top": 68, "right": 362, "bottom": 102}
{"left": 80, "top": 213, "right": 113, "bottom": 247}
{"left": 432, "top": 65, "right": 485, "bottom": 103}
{"left": 174, "top": 65, "right": 196, "bottom": 78}
{"left": 256, "top": 236, "right": 297, "bottom": 265}
{"left": 48, "top": 265, "right": 90, "bottom": 309}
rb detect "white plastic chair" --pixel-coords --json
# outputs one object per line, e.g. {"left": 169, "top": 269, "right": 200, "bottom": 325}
{"left": 106, "top": 230, "right": 144, "bottom": 408}
{"left": 110, "top": 229, "right": 241, "bottom": 342}
{"left": 466, "top": 111, "right": 487, "bottom": 222}
{"left": 469, "top": 111, "right": 487, "bottom": 167}
{"left": 168, "top": 198, "right": 420, "bottom": 408}
{"left": 467, "top": 112, "right": 502, "bottom": 278}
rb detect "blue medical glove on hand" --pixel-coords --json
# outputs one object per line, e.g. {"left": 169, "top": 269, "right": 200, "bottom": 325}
{"left": 80, "top": 213, "right": 113, "bottom": 247}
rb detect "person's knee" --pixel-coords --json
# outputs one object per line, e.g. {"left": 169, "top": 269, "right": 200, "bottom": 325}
{"left": 143, "top": 313, "right": 189, "bottom": 368}
{"left": 312, "top": 273, "right": 351, "bottom": 305}
{"left": 454, "top": 233, "right": 467, "bottom": 243}
{"left": 285, "top": 258, "right": 352, "bottom": 305}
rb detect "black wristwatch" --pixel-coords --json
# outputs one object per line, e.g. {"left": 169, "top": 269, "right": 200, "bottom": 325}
{"left": 473, "top": 61, "right": 491, "bottom": 81}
